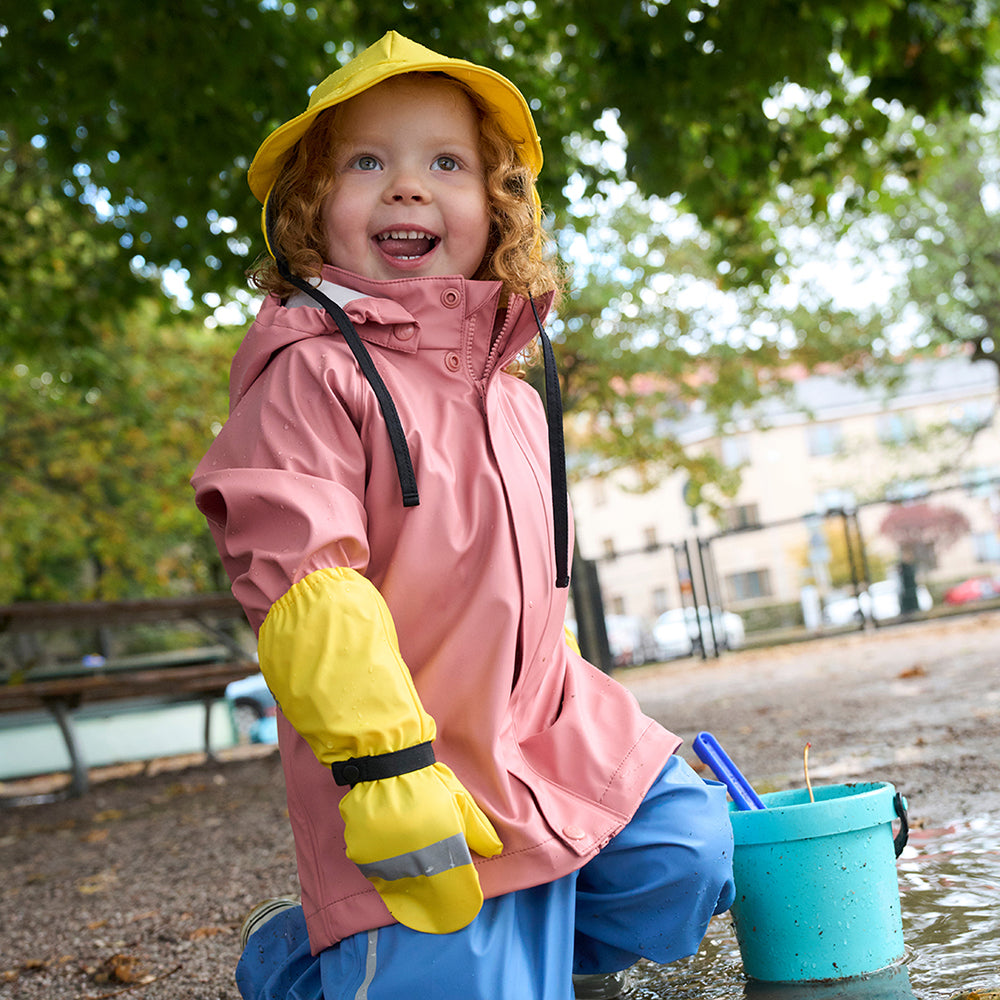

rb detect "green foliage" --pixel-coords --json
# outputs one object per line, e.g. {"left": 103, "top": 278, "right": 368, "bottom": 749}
{"left": 3, "top": 0, "right": 998, "bottom": 338}
{"left": 0, "top": 145, "right": 150, "bottom": 364}
{"left": 551, "top": 192, "right": 749, "bottom": 502}
{"left": 549, "top": 187, "right": 909, "bottom": 504}
{"left": 0, "top": 304, "right": 238, "bottom": 602}
{"left": 882, "top": 111, "right": 1000, "bottom": 369}
{"left": 3, "top": 1, "right": 1000, "bottom": 598}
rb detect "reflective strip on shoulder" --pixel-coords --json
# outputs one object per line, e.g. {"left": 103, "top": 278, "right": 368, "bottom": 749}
{"left": 356, "top": 834, "right": 472, "bottom": 881}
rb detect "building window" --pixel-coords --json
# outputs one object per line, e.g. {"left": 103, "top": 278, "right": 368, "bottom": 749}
{"left": 876, "top": 412, "right": 917, "bottom": 445}
{"left": 885, "top": 479, "right": 929, "bottom": 503}
{"left": 601, "top": 537, "right": 616, "bottom": 559}
{"left": 726, "top": 568, "right": 772, "bottom": 601}
{"left": 807, "top": 422, "right": 844, "bottom": 457}
{"left": 949, "top": 400, "right": 993, "bottom": 433}
{"left": 963, "top": 466, "right": 1000, "bottom": 498}
{"left": 643, "top": 525, "right": 659, "bottom": 550}
{"left": 720, "top": 435, "right": 751, "bottom": 469}
{"left": 972, "top": 532, "right": 1000, "bottom": 563}
{"left": 652, "top": 587, "right": 669, "bottom": 615}
{"left": 816, "top": 488, "right": 856, "bottom": 514}
{"left": 608, "top": 595, "right": 625, "bottom": 615}
{"left": 725, "top": 503, "right": 760, "bottom": 531}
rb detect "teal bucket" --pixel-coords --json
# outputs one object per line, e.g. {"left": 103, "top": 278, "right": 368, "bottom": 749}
{"left": 728, "top": 782, "right": 907, "bottom": 983}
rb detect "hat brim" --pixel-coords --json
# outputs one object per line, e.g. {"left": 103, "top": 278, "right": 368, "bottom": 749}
{"left": 247, "top": 31, "right": 542, "bottom": 204}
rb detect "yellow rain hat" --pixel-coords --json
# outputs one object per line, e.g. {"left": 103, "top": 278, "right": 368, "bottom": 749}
{"left": 247, "top": 30, "right": 543, "bottom": 205}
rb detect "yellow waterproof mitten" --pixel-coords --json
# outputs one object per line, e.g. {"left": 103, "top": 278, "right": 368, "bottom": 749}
{"left": 257, "top": 567, "right": 502, "bottom": 934}
{"left": 564, "top": 624, "right": 581, "bottom": 656}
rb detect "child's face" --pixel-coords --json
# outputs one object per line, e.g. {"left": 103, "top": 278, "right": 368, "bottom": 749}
{"left": 321, "top": 76, "right": 491, "bottom": 282}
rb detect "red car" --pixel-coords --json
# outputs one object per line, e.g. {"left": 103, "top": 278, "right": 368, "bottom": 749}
{"left": 943, "top": 576, "right": 1000, "bottom": 605}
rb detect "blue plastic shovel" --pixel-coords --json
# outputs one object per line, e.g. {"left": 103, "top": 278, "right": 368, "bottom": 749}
{"left": 693, "top": 731, "right": 765, "bottom": 810}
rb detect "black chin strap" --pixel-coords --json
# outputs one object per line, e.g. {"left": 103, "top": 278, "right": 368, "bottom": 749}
{"left": 276, "top": 255, "right": 420, "bottom": 507}
{"left": 530, "top": 296, "right": 570, "bottom": 589}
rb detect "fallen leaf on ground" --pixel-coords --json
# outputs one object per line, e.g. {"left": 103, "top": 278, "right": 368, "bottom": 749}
{"left": 189, "top": 926, "right": 228, "bottom": 940}
{"left": 91, "top": 810, "right": 123, "bottom": 824}
{"left": 92, "top": 953, "right": 148, "bottom": 985}
{"left": 77, "top": 869, "right": 118, "bottom": 895}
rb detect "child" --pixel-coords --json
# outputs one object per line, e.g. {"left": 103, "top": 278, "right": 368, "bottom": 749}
{"left": 192, "top": 30, "right": 734, "bottom": 1000}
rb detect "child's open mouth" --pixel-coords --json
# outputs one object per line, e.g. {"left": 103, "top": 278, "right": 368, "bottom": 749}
{"left": 376, "top": 230, "right": 439, "bottom": 260}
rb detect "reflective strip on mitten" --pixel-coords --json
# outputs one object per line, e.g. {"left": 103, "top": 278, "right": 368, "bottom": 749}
{"left": 257, "top": 567, "right": 502, "bottom": 933}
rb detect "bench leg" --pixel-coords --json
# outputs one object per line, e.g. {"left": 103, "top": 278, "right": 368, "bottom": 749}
{"left": 203, "top": 696, "right": 217, "bottom": 762}
{"left": 46, "top": 698, "right": 90, "bottom": 797}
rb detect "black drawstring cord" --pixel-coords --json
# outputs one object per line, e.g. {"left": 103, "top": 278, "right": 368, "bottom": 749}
{"left": 266, "top": 192, "right": 418, "bottom": 507}
{"left": 530, "top": 296, "right": 570, "bottom": 588}
{"left": 276, "top": 257, "right": 420, "bottom": 507}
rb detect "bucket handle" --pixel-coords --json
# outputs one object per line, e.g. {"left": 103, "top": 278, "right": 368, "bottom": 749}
{"left": 892, "top": 792, "right": 909, "bottom": 857}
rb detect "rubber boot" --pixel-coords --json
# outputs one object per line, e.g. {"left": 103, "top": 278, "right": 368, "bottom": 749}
{"left": 572, "top": 970, "right": 626, "bottom": 998}
{"left": 239, "top": 897, "right": 301, "bottom": 950}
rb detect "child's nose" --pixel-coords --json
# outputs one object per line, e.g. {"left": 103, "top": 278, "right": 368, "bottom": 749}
{"left": 385, "top": 169, "right": 430, "bottom": 204}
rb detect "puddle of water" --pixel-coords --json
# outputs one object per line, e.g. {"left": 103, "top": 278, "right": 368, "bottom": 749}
{"left": 626, "top": 817, "right": 1000, "bottom": 999}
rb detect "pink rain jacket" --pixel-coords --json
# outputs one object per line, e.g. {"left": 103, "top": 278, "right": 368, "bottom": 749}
{"left": 192, "top": 265, "right": 679, "bottom": 953}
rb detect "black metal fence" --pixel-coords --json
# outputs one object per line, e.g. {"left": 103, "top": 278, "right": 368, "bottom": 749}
{"left": 572, "top": 478, "right": 1000, "bottom": 666}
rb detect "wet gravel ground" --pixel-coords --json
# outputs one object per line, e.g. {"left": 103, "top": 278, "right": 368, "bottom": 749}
{"left": 2, "top": 610, "right": 997, "bottom": 998}
{"left": 632, "top": 609, "right": 1000, "bottom": 827}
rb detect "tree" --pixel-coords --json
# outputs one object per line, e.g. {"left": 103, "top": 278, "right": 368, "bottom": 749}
{"left": 784, "top": 89, "right": 1000, "bottom": 418}
{"left": 879, "top": 105, "right": 1000, "bottom": 381}
{"left": 0, "top": 303, "right": 237, "bottom": 602}
{"left": 3, "top": 0, "right": 998, "bottom": 350}
{"left": 551, "top": 187, "right": 902, "bottom": 497}
{"left": 879, "top": 501, "right": 971, "bottom": 567}
{"left": 4, "top": 2, "right": 1000, "bottom": 599}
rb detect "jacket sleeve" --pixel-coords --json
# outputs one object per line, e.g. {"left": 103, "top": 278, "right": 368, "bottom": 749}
{"left": 258, "top": 565, "right": 502, "bottom": 934}
{"left": 194, "top": 336, "right": 501, "bottom": 933}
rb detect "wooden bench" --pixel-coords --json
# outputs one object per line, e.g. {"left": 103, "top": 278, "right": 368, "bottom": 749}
{"left": 0, "top": 595, "right": 257, "bottom": 800}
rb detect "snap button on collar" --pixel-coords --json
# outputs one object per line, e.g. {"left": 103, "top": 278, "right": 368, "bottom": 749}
{"left": 444, "top": 351, "right": 461, "bottom": 372}
{"left": 394, "top": 323, "right": 416, "bottom": 341}
{"left": 441, "top": 287, "right": 461, "bottom": 308}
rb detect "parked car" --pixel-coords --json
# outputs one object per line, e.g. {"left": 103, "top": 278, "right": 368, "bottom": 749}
{"left": 652, "top": 606, "right": 745, "bottom": 659}
{"left": 603, "top": 614, "right": 664, "bottom": 667}
{"left": 565, "top": 615, "right": 663, "bottom": 668}
{"left": 225, "top": 673, "right": 278, "bottom": 744}
{"left": 943, "top": 575, "right": 1000, "bottom": 605}
{"left": 823, "top": 578, "right": 932, "bottom": 626}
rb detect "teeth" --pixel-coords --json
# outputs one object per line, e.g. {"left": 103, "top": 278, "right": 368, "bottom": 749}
{"left": 378, "top": 230, "right": 431, "bottom": 240}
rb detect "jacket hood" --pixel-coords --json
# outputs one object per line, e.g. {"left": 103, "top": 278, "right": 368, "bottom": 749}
{"left": 230, "top": 266, "right": 551, "bottom": 410}
{"left": 229, "top": 264, "right": 566, "bottom": 584}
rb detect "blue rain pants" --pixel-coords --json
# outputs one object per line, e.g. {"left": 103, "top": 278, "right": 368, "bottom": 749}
{"left": 236, "top": 755, "right": 735, "bottom": 1000}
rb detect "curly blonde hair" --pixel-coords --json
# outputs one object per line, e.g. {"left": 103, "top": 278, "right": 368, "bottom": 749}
{"left": 249, "top": 72, "right": 562, "bottom": 304}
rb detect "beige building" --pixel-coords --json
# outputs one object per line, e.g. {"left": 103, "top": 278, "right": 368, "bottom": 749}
{"left": 570, "top": 355, "right": 1000, "bottom": 624}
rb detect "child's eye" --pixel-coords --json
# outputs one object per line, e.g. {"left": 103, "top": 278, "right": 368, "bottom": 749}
{"left": 432, "top": 155, "right": 460, "bottom": 172}
{"left": 351, "top": 154, "right": 382, "bottom": 171}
